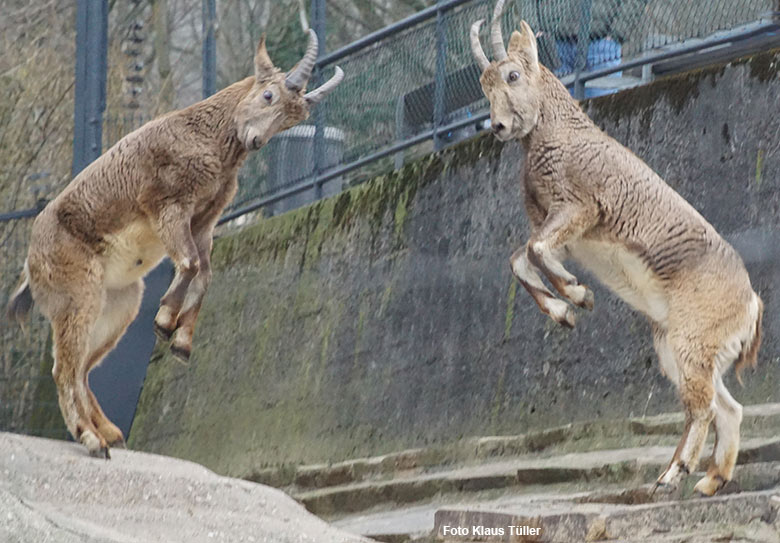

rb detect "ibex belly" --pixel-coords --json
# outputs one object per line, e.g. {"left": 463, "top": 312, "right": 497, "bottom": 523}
{"left": 569, "top": 240, "right": 669, "bottom": 324}
{"left": 102, "top": 221, "right": 166, "bottom": 289}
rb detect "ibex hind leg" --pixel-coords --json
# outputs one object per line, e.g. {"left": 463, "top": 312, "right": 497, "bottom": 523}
{"left": 50, "top": 299, "right": 111, "bottom": 458}
{"left": 83, "top": 280, "right": 144, "bottom": 448}
{"left": 694, "top": 376, "right": 742, "bottom": 496}
{"left": 655, "top": 339, "right": 716, "bottom": 491}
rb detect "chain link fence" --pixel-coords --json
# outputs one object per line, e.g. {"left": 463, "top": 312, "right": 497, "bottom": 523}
{"left": 225, "top": 0, "right": 777, "bottom": 219}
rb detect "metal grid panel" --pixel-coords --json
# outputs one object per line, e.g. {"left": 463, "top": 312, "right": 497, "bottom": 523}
{"left": 230, "top": 0, "right": 773, "bottom": 213}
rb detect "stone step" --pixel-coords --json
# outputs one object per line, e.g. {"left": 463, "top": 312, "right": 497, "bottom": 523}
{"left": 333, "top": 462, "right": 780, "bottom": 542}
{"left": 299, "top": 437, "right": 780, "bottom": 518}
{"left": 248, "top": 403, "right": 780, "bottom": 492}
{"left": 433, "top": 488, "right": 780, "bottom": 542}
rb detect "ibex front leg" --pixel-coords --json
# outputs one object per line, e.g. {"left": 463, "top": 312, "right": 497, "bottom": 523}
{"left": 511, "top": 244, "right": 578, "bottom": 328}
{"left": 151, "top": 206, "right": 200, "bottom": 348}
{"left": 524, "top": 205, "right": 597, "bottom": 325}
{"left": 168, "top": 219, "right": 217, "bottom": 360}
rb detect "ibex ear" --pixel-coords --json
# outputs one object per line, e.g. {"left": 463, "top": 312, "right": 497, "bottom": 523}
{"left": 254, "top": 34, "right": 276, "bottom": 81}
{"left": 508, "top": 21, "right": 539, "bottom": 68}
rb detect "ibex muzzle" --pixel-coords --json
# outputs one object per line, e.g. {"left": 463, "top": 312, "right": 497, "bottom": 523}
{"left": 236, "top": 30, "right": 344, "bottom": 150}
{"left": 471, "top": 0, "right": 763, "bottom": 497}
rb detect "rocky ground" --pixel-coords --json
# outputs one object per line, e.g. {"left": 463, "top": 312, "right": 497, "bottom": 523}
{"left": 0, "top": 432, "right": 369, "bottom": 543}
{"left": 250, "top": 403, "right": 780, "bottom": 542}
{"left": 2, "top": 404, "right": 778, "bottom": 542}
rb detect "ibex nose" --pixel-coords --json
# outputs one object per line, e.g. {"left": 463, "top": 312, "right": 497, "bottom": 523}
{"left": 492, "top": 121, "right": 505, "bottom": 134}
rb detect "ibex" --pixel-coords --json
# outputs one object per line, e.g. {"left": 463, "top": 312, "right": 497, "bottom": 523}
{"left": 471, "top": 0, "right": 763, "bottom": 496}
{"left": 6, "top": 31, "right": 343, "bottom": 457}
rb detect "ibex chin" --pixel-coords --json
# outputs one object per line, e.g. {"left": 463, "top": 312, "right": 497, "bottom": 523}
{"left": 6, "top": 31, "right": 344, "bottom": 457}
{"left": 471, "top": 0, "right": 763, "bottom": 496}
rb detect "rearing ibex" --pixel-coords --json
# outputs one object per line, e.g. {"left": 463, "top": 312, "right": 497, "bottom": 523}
{"left": 471, "top": 0, "right": 763, "bottom": 496}
{"left": 6, "top": 31, "right": 344, "bottom": 457}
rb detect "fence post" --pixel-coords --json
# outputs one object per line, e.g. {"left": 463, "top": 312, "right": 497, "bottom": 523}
{"left": 202, "top": 0, "right": 217, "bottom": 98}
{"left": 311, "top": 0, "right": 327, "bottom": 199}
{"left": 573, "top": 0, "right": 592, "bottom": 100}
{"left": 72, "top": 0, "right": 108, "bottom": 177}
{"left": 432, "top": 0, "right": 448, "bottom": 151}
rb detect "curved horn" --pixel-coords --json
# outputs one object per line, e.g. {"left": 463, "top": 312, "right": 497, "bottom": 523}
{"left": 490, "top": 0, "right": 508, "bottom": 62}
{"left": 470, "top": 20, "right": 489, "bottom": 71}
{"left": 286, "top": 29, "right": 318, "bottom": 91}
{"left": 304, "top": 66, "right": 344, "bottom": 106}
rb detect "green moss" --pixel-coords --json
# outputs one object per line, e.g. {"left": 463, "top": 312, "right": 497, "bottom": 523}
{"left": 378, "top": 280, "right": 394, "bottom": 318}
{"left": 747, "top": 48, "right": 780, "bottom": 83}
{"left": 588, "top": 62, "right": 736, "bottom": 129}
{"left": 589, "top": 49, "right": 780, "bottom": 128}
{"left": 504, "top": 280, "right": 517, "bottom": 342}
{"left": 212, "top": 129, "right": 507, "bottom": 273}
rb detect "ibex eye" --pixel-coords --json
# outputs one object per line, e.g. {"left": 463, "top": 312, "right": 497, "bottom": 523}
{"left": 263, "top": 90, "right": 273, "bottom": 101}
{"left": 508, "top": 71, "right": 520, "bottom": 82}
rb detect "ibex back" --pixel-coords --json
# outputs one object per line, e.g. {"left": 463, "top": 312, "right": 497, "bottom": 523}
{"left": 471, "top": 0, "right": 762, "bottom": 496}
{"left": 6, "top": 31, "right": 344, "bottom": 458}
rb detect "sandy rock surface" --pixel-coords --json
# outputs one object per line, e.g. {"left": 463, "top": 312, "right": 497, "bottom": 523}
{"left": 0, "top": 432, "right": 370, "bottom": 543}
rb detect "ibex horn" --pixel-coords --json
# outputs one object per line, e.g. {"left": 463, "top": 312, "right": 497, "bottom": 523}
{"left": 304, "top": 66, "right": 345, "bottom": 106}
{"left": 490, "top": 0, "right": 508, "bottom": 62}
{"left": 470, "top": 20, "right": 489, "bottom": 71}
{"left": 286, "top": 29, "right": 318, "bottom": 91}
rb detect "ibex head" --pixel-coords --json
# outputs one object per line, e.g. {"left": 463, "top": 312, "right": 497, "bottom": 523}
{"left": 471, "top": 0, "right": 541, "bottom": 141}
{"left": 235, "top": 30, "right": 344, "bottom": 150}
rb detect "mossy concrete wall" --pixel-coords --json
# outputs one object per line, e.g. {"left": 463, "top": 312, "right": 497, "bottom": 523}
{"left": 130, "top": 50, "right": 780, "bottom": 478}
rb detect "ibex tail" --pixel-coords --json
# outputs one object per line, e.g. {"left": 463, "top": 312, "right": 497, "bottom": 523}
{"left": 6, "top": 259, "right": 34, "bottom": 335}
{"left": 735, "top": 292, "right": 763, "bottom": 384}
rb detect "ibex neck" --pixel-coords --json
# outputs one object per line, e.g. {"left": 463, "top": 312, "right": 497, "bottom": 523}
{"left": 522, "top": 67, "right": 594, "bottom": 150}
{"left": 180, "top": 77, "right": 254, "bottom": 165}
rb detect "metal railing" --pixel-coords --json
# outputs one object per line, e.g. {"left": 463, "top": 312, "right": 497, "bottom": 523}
{"left": 223, "top": 0, "right": 779, "bottom": 222}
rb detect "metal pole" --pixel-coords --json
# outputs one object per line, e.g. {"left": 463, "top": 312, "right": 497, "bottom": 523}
{"left": 573, "top": 0, "right": 592, "bottom": 100}
{"left": 311, "top": 0, "right": 326, "bottom": 199}
{"left": 432, "top": 0, "right": 448, "bottom": 151}
{"left": 202, "top": 0, "right": 216, "bottom": 98}
{"left": 72, "top": 0, "right": 108, "bottom": 178}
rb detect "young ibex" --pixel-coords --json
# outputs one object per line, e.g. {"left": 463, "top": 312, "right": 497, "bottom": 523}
{"left": 6, "top": 31, "right": 343, "bottom": 457}
{"left": 471, "top": 0, "right": 763, "bottom": 496}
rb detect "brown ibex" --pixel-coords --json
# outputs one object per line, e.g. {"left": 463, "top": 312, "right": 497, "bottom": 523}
{"left": 470, "top": 0, "right": 763, "bottom": 496}
{"left": 6, "top": 31, "right": 344, "bottom": 457}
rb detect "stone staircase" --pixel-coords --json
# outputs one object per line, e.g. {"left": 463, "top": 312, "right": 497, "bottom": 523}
{"left": 249, "top": 404, "right": 780, "bottom": 542}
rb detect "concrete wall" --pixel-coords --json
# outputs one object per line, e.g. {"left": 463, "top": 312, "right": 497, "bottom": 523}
{"left": 129, "top": 50, "right": 780, "bottom": 478}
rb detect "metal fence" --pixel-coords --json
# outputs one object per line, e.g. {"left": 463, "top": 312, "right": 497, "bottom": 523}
{"left": 224, "top": 0, "right": 779, "bottom": 220}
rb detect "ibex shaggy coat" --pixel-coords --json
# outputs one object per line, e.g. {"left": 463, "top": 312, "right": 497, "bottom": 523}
{"left": 471, "top": 0, "right": 763, "bottom": 497}
{"left": 7, "top": 31, "right": 344, "bottom": 457}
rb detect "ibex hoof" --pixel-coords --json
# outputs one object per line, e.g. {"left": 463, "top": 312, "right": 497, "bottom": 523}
{"left": 693, "top": 475, "right": 727, "bottom": 497}
{"left": 82, "top": 430, "right": 110, "bottom": 459}
{"left": 170, "top": 343, "right": 191, "bottom": 362}
{"left": 656, "top": 461, "right": 687, "bottom": 489}
{"left": 556, "top": 306, "right": 577, "bottom": 328}
{"left": 105, "top": 432, "right": 126, "bottom": 448}
{"left": 153, "top": 322, "right": 175, "bottom": 342}
{"left": 546, "top": 299, "right": 577, "bottom": 328}
{"left": 579, "top": 286, "right": 594, "bottom": 311}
